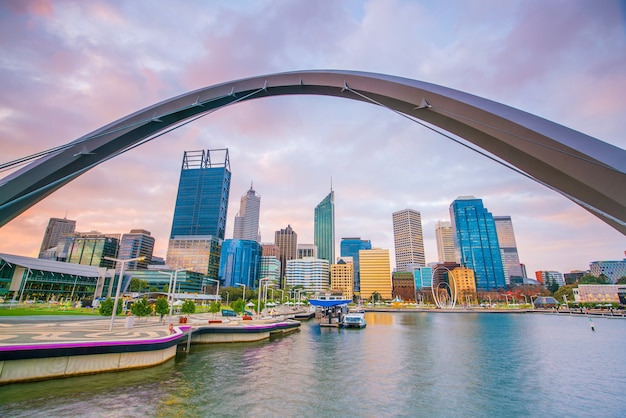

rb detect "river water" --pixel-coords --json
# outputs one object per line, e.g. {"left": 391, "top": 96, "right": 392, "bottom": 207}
{"left": 1, "top": 312, "right": 625, "bottom": 418}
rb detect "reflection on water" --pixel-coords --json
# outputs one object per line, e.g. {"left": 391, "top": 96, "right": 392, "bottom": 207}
{"left": 1, "top": 312, "right": 625, "bottom": 417}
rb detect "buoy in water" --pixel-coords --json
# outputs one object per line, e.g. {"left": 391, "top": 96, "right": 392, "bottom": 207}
{"left": 589, "top": 318, "right": 595, "bottom": 332}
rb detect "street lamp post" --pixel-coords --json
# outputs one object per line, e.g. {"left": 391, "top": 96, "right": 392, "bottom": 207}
{"left": 158, "top": 271, "right": 174, "bottom": 302}
{"left": 225, "top": 291, "right": 229, "bottom": 307}
{"left": 236, "top": 283, "right": 246, "bottom": 313}
{"left": 104, "top": 256, "right": 144, "bottom": 331}
{"left": 530, "top": 295, "right": 537, "bottom": 309}
{"left": 168, "top": 269, "right": 186, "bottom": 320}
{"left": 276, "top": 289, "right": 284, "bottom": 304}
{"left": 258, "top": 278, "right": 269, "bottom": 317}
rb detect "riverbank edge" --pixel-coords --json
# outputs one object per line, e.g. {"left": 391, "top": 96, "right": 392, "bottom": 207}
{"left": 0, "top": 319, "right": 301, "bottom": 385}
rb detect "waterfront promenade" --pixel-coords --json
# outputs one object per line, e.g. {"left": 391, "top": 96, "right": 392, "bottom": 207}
{"left": 0, "top": 313, "right": 301, "bottom": 384}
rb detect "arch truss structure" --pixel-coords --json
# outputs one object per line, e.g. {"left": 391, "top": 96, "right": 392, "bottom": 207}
{"left": 431, "top": 266, "right": 458, "bottom": 309}
{"left": 1, "top": 70, "right": 625, "bottom": 232}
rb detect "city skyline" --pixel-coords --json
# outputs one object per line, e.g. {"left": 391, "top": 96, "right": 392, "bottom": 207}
{"left": 0, "top": 1, "right": 624, "bottom": 276}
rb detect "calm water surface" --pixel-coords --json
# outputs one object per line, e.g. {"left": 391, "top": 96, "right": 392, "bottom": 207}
{"left": 1, "top": 312, "right": 625, "bottom": 418}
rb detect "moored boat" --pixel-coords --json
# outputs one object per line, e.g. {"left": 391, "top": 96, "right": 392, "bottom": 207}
{"left": 342, "top": 312, "right": 366, "bottom": 328}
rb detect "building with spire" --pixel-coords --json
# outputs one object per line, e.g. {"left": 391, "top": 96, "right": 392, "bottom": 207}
{"left": 233, "top": 183, "right": 261, "bottom": 242}
{"left": 392, "top": 209, "right": 425, "bottom": 271}
{"left": 314, "top": 189, "right": 335, "bottom": 264}
{"left": 450, "top": 196, "right": 505, "bottom": 290}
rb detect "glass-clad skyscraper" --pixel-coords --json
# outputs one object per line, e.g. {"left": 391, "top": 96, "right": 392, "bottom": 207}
{"left": 340, "top": 237, "right": 371, "bottom": 292}
{"left": 494, "top": 216, "right": 523, "bottom": 284}
{"left": 449, "top": 196, "right": 506, "bottom": 290}
{"left": 169, "top": 149, "right": 231, "bottom": 240}
{"left": 218, "top": 239, "right": 262, "bottom": 289}
{"left": 314, "top": 190, "right": 335, "bottom": 264}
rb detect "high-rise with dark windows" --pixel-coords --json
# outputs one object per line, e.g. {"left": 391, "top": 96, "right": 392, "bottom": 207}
{"left": 169, "top": 149, "right": 231, "bottom": 240}
{"left": 167, "top": 149, "right": 230, "bottom": 277}
{"left": 449, "top": 196, "right": 506, "bottom": 290}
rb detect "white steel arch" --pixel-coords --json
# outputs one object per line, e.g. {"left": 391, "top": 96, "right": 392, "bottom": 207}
{"left": 1, "top": 70, "right": 625, "bottom": 232}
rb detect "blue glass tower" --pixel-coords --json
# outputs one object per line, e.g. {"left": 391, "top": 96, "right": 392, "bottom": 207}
{"left": 314, "top": 190, "right": 335, "bottom": 264}
{"left": 218, "top": 239, "right": 262, "bottom": 289}
{"left": 340, "top": 237, "right": 372, "bottom": 292}
{"left": 170, "top": 149, "right": 231, "bottom": 240}
{"left": 449, "top": 196, "right": 506, "bottom": 290}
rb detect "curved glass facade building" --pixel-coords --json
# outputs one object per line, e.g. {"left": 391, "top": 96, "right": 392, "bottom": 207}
{"left": 450, "top": 196, "right": 505, "bottom": 290}
{"left": 218, "top": 239, "right": 262, "bottom": 289}
{"left": 314, "top": 190, "right": 335, "bottom": 264}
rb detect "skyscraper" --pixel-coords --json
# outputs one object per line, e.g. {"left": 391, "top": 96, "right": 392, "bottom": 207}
{"left": 169, "top": 149, "right": 231, "bottom": 240}
{"left": 314, "top": 190, "right": 335, "bottom": 264}
{"left": 435, "top": 220, "right": 456, "bottom": 263}
{"left": 39, "top": 217, "right": 76, "bottom": 259}
{"left": 340, "top": 237, "right": 371, "bottom": 292}
{"left": 167, "top": 149, "right": 231, "bottom": 277}
{"left": 392, "top": 209, "right": 425, "bottom": 271}
{"left": 359, "top": 248, "right": 392, "bottom": 300}
{"left": 275, "top": 225, "right": 297, "bottom": 287}
{"left": 118, "top": 229, "right": 155, "bottom": 269}
{"left": 449, "top": 196, "right": 506, "bottom": 290}
{"left": 233, "top": 184, "right": 261, "bottom": 242}
{"left": 494, "top": 216, "right": 523, "bottom": 284}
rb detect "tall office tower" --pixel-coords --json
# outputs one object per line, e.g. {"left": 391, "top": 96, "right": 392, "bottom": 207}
{"left": 167, "top": 149, "right": 230, "bottom": 278}
{"left": 275, "top": 225, "right": 297, "bottom": 287}
{"left": 285, "top": 257, "right": 330, "bottom": 293}
{"left": 169, "top": 149, "right": 231, "bottom": 240}
{"left": 359, "top": 248, "right": 392, "bottom": 300}
{"left": 435, "top": 220, "right": 456, "bottom": 263}
{"left": 233, "top": 184, "right": 261, "bottom": 242}
{"left": 494, "top": 216, "right": 524, "bottom": 284}
{"left": 449, "top": 196, "right": 506, "bottom": 290}
{"left": 314, "top": 190, "right": 335, "bottom": 264}
{"left": 65, "top": 232, "right": 120, "bottom": 269}
{"left": 217, "top": 239, "right": 262, "bottom": 289}
{"left": 392, "top": 209, "right": 426, "bottom": 271}
{"left": 39, "top": 217, "right": 76, "bottom": 259}
{"left": 340, "top": 237, "right": 372, "bottom": 292}
{"left": 118, "top": 229, "right": 155, "bottom": 269}
{"left": 331, "top": 257, "right": 354, "bottom": 299}
{"left": 298, "top": 244, "right": 318, "bottom": 259}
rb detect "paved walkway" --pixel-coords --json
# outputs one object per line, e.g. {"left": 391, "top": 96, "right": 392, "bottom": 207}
{"left": 0, "top": 315, "right": 187, "bottom": 346}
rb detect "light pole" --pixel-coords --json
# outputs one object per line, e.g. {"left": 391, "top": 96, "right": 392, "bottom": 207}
{"left": 225, "top": 291, "right": 229, "bottom": 307}
{"left": 276, "top": 289, "right": 284, "bottom": 304}
{"left": 258, "top": 278, "right": 269, "bottom": 317}
{"left": 205, "top": 278, "right": 220, "bottom": 304}
{"left": 104, "top": 256, "right": 144, "bottom": 331}
{"left": 530, "top": 295, "right": 537, "bottom": 309}
{"left": 158, "top": 271, "right": 174, "bottom": 301}
{"left": 168, "top": 268, "right": 187, "bottom": 320}
{"left": 236, "top": 283, "right": 246, "bottom": 313}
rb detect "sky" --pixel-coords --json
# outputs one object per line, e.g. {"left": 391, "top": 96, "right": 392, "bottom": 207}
{"left": 0, "top": 0, "right": 625, "bottom": 276}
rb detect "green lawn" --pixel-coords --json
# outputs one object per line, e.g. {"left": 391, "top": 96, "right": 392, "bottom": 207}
{"left": 0, "top": 306, "right": 100, "bottom": 316}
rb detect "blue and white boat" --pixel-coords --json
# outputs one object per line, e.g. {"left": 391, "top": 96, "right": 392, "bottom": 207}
{"left": 342, "top": 311, "right": 366, "bottom": 328}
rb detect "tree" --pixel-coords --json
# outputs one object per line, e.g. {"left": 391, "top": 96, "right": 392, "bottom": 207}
{"left": 209, "top": 300, "right": 221, "bottom": 314}
{"left": 130, "top": 297, "right": 153, "bottom": 317}
{"left": 546, "top": 278, "right": 560, "bottom": 294}
{"left": 155, "top": 297, "right": 170, "bottom": 321}
{"left": 553, "top": 284, "right": 576, "bottom": 304}
{"left": 616, "top": 276, "right": 626, "bottom": 284}
{"left": 181, "top": 300, "right": 196, "bottom": 314}
{"left": 98, "top": 297, "right": 122, "bottom": 316}
{"left": 129, "top": 278, "right": 148, "bottom": 292}
{"left": 579, "top": 274, "right": 609, "bottom": 284}
{"left": 231, "top": 298, "right": 245, "bottom": 313}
